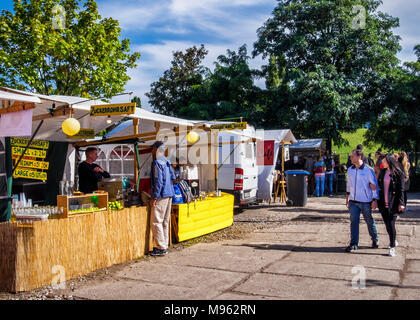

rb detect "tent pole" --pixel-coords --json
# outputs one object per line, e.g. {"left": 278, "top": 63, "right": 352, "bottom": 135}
{"left": 133, "top": 118, "right": 139, "bottom": 189}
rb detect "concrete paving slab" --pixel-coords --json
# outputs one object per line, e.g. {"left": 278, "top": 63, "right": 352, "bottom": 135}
{"left": 405, "top": 249, "right": 420, "bottom": 260}
{"left": 406, "top": 260, "right": 420, "bottom": 273}
{"left": 247, "top": 232, "right": 313, "bottom": 242}
{"left": 263, "top": 260, "right": 400, "bottom": 285}
{"left": 213, "top": 292, "right": 278, "bottom": 300}
{"left": 394, "top": 288, "right": 420, "bottom": 300}
{"left": 72, "top": 279, "right": 194, "bottom": 300}
{"left": 401, "top": 272, "right": 420, "bottom": 287}
{"left": 233, "top": 273, "right": 394, "bottom": 300}
{"left": 312, "top": 233, "right": 412, "bottom": 248}
{"left": 72, "top": 278, "right": 235, "bottom": 300}
{"left": 115, "top": 263, "right": 248, "bottom": 290}
{"left": 281, "top": 241, "right": 405, "bottom": 271}
{"left": 259, "top": 224, "right": 324, "bottom": 233}
{"left": 151, "top": 241, "right": 292, "bottom": 273}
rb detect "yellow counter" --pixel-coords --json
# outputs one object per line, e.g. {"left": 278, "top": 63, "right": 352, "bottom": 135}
{"left": 171, "top": 192, "right": 234, "bottom": 242}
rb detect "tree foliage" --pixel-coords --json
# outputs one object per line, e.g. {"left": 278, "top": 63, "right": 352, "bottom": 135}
{"left": 146, "top": 44, "right": 263, "bottom": 124}
{"left": 0, "top": 0, "right": 140, "bottom": 99}
{"left": 253, "top": 0, "right": 401, "bottom": 149}
{"left": 146, "top": 45, "right": 208, "bottom": 116}
{"left": 365, "top": 45, "right": 420, "bottom": 152}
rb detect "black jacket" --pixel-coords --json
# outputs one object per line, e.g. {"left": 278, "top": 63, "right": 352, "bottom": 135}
{"left": 78, "top": 161, "right": 110, "bottom": 194}
{"left": 377, "top": 168, "right": 405, "bottom": 215}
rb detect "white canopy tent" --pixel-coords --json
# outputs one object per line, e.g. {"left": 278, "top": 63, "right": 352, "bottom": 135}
{"left": 255, "top": 129, "right": 297, "bottom": 202}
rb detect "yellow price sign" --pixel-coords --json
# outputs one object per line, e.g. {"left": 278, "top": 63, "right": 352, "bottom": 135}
{"left": 12, "top": 147, "right": 47, "bottom": 158}
{"left": 10, "top": 138, "right": 49, "bottom": 150}
{"left": 90, "top": 103, "right": 136, "bottom": 117}
{"left": 210, "top": 122, "right": 247, "bottom": 131}
{"left": 16, "top": 159, "right": 50, "bottom": 170}
{"left": 67, "top": 128, "right": 95, "bottom": 139}
{"left": 13, "top": 168, "right": 47, "bottom": 181}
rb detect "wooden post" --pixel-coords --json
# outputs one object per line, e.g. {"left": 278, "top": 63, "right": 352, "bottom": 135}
{"left": 133, "top": 118, "right": 139, "bottom": 188}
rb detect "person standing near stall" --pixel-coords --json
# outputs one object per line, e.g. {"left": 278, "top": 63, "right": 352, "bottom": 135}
{"left": 78, "top": 147, "right": 110, "bottom": 194}
{"left": 149, "top": 141, "right": 176, "bottom": 256}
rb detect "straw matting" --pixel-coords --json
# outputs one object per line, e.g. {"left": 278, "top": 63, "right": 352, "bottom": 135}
{"left": 0, "top": 206, "right": 152, "bottom": 292}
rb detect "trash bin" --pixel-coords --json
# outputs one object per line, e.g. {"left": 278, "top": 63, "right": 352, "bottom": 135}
{"left": 285, "top": 170, "right": 310, "bottom": 207}
{"left": 336, "top": 173, "right": 347, "bottom": 193}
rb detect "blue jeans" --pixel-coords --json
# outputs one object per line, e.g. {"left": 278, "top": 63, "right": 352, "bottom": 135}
{"left": 348, "top": 201, "right": 378, "bottom": 246}
{"left": 315, "top": 175, "right": 325, "bottom": 197}
{"left": 325, "top": 173, "right": 334, "bottom": 195}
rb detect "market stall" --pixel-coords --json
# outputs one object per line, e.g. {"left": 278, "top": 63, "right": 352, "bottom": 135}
{"left": 256, "top": 129, "right": 297, "bottom": 203}
{"left": 0, "top": 87, "right": 235, "bottom": 292}
{"left": 0, "top": 88, "right": 154, "bottom": 292}
{"left": 101, "top": 118, "right": 236, "bottom": 243}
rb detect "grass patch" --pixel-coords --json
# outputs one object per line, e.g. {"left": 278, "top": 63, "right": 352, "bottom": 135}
{"left": 332, "top": 128, "right": 383, "bottom": 158}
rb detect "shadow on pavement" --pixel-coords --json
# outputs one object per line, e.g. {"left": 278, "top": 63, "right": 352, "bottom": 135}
{"left": 231, "top": 243, "right": 383, "bottom": 256}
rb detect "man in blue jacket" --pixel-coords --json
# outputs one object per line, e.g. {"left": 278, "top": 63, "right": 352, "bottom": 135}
{"left": 345, "top": 149, "right": 379, "bottom": 252}
{"left": 149, "top": 141, "right": 176, "bottom": 256}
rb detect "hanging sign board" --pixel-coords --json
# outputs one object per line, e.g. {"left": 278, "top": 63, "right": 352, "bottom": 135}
{"left": 13, "top": 167, "right": 47, "bottom": 180}
{"left": 12, "top": 155, "right": 37, "bottom": 161}
{"left": 210, "top": 122, "right": 247, "bottom": 131}
{"left": 0, "top": 138, "right": 7, "bottom": 199}
{"left": 90, "top": 103, "right": 136, "bottom": 117}
{"left": 67, "top": 128, "right": 95, "bottom": 139}
{"left": 10, "top": 138, "right": 50, "bottom": 181}
{"left": 12, "top": 147, "right": 47, "bottom": 158}
{"left": 284, "top": 145, "right": 290, "bottom": 162}
{"left": 15, "top": 159, "right": 50, "bottom": 170}
{"left": 10, "top": 138, "right": 49, "bottom": 150}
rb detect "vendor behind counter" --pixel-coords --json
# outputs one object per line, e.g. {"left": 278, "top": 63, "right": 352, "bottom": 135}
{"left": 78, "top": 147, "right": 110, "bottom": 193}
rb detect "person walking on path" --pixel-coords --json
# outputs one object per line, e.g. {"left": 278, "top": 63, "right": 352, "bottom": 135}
{"left": 345, "top": 149, "right": 380, "bottom": 252}
{"left": 377, "top": 154, "right": 406, "bottom": 257}
{"left": 324, "top": 152, "right": 335, "bottom": 197}
{"left": 149, "top": 141, "right": 176, "bottom": 256}
{"left": 314, "top": 156, "right": 326, "bottom": 197}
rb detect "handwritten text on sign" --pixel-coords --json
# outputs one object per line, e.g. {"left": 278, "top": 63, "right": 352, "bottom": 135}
{"left": 67, "top": 128, "right": 95, "bottom": 139}
{"left": 90, "top": 103, "right": 136, "bottom": 117}
{"left": 12, "top": 147, "right": 47, "bottom": 158}
{"left": 10, "top": 138, "right": 49, "bottom": 150}
{"left": 16, "top": 159, "right": 50, "bottom": 170}
{"left": 13, "top": 168, "right": 47, "bottom": 180}
{"left": 210, "top": 122, "right": 247, "bottom": 131}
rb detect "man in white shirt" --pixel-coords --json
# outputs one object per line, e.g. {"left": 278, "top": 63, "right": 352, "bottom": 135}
{"left": 345, "top": 149, "right": 379, "bottom": 252}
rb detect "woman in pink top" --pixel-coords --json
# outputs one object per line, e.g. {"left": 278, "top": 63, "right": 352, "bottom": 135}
{"left": 377, "top": 154, "right": 405, "bottom": 257}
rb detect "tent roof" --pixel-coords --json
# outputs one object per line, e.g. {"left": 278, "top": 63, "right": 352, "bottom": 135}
{"left": 0, "top": 88, "right": 42, "bottom": 103}
{"left": 289, "top": 139, "right": 324, "bottom": 149}
{"left": 0, "top": 87, "right": 216, "bottom": 143}
{"left": 258, "top": 129, "right": 297, "bottom": 144}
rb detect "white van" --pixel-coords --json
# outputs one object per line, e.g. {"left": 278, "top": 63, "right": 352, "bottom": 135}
{"left": 217, "top": 125, "right": 258, "bottom": 207}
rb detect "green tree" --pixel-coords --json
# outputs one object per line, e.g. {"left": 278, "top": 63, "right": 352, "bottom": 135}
{"left": 146, "top": 45, "right": 209, "bottom": 116}
{"left": 365, "top": 45, "right": 420, "bottom": 152}
{"left": 131, "top": 95, "right": 141, "bottom": 108}
{"left": 183, "top": 45, "right": 263, "bottom": 123}
{"left": 0, "top": 0, "right": 140, "bottom": 99}
{"left": 253, "top": 0, "right": 401, "bottom": 151}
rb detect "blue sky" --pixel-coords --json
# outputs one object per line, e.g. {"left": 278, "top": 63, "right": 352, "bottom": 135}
{"left": 1, "top": 0, "right": 419, "bottom": 109}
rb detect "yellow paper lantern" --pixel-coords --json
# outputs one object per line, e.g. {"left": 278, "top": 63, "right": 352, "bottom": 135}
{"left": 187, "top": 131, "right": 199, "bottom": 144}
{"left": 62, "top": 118, "right": 81, "bottom": 136}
